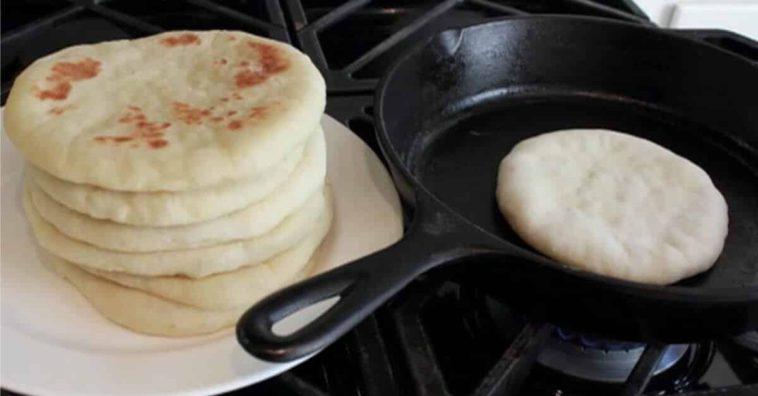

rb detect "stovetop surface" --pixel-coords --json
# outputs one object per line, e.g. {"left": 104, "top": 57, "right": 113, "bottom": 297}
{"left": 2, "top": 1, "right": 757, "bottom": 395}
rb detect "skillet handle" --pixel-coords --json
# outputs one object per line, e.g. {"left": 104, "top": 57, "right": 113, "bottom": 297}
{"left": 237, "top": 210, "right": 479, "bottom": 362}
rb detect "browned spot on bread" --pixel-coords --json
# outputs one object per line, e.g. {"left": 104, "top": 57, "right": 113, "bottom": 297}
{"left": 149, "top": 139, "right": 168, "bottom": 149}
{"left": 49, "top": 105, "right": 71, "bottom": 115}
{"left": 227, "top": 120, "right": 242, "bottom": 130}
{"left": 50, "top": 58, "right": 101, "bottom": 80}
{"left": 36, "top": 58, "right": 101, "bottom": 101}
{"left": 214, "top": 58, "right": 228, "bottom": 66}
{"left": 233, "top": 42, "right": 289, "bottom": 89}
{"left": 211, "top": 116, "right": 223, "bottom": 122}
{"left": 160, "top": 33, "right": 200, "bottom": 47}
{"left": 232, "top": 92, "right": 242, "bottom": 100}
{"left": 94, "top": 107, "right": 171, "bottom": 149}
{"left": 239, "top": 61, "right": 250, "bottom": 67}
{"left": 220, "top": 97, "right": 229, "bottom": 102}
{"left": 227, "top": 110, "right": 237, "bottom": 116}
{"left": 172, "top": 102, "right": 213, "bottom": 125}
{"left": 119, "top": 111, "right": 146, "bottom": 123}
{"left": 248, "top": 106, "right": 267, "bottom": 119}
{"left": 234, "top": 70, "right": 263, "bottom": 89}
{"left": 36, "top": 83, "right": 71, "bottom": 100}
{"left": 226, "top": 35, "right": 237, "bottom": 41}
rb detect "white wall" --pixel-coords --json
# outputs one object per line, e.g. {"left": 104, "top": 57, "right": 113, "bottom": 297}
{"left": 635, "top": 0, "right": 758, "bottom": 39}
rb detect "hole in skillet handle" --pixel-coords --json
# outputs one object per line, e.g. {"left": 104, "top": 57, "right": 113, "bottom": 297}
{"left": 236, "top": 265, "right": 362, "bottom": 363}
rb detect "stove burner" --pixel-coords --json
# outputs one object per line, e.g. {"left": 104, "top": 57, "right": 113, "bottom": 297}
{"left": 537, "top": 329, "right": 691, "bottom": 383}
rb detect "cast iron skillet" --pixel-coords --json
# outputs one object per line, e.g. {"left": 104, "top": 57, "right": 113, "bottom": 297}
{"left": 238, "top": 16, "right": 758, "bottom": 362}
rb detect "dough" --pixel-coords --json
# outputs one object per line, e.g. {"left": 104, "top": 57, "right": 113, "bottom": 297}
{"left": 496, "top": 129, "right": 728, "bottom": 285}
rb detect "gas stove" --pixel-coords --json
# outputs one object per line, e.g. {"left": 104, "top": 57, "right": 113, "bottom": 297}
{"left": 2, "top": 1, "right": 757, "bottom": 395}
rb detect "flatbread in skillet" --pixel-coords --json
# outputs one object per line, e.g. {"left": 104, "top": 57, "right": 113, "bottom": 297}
{"left": 496, "top": 129, "right": 728, "bottom": 285}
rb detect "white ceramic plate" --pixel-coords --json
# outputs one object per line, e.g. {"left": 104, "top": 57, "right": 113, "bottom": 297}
{"left": 0, "top": 114, "right": 403, "bottom": 396}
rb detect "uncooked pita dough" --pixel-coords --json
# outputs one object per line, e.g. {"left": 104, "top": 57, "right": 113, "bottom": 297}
{"left": 4, "top": 30, "right": 325, "bottom": 191}
{"left": 24, "top": 184, "right": 330, "bottom": 278}
{"left": 496, "top": 129, "right": 728, "bottom": 285}
{"left": 28, "top": 130, "right": 326, "bottom": 251}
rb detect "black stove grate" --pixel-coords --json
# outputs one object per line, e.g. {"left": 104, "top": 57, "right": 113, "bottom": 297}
{"left": 2, "top": 2, "right": 757, "bottom": 396}
{"left": 224, "top": 273, "right": 758, "bottom": 396}
{"left": 282, "top": 0, "right": 651, "bottom": 93}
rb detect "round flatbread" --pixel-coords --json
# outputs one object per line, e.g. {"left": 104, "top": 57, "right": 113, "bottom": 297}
{"left": 40, "top": 250, "right": 244, "bottom": 337}
{"left": 496, "top": 129, "right": 728, "bottom": 285}
{"left": 28, "top": 136, "right": 305, "bottom": 226}
{"left": 24, "top": 184, "right": 332, "bottom": 278}
{"left": 4, "top": 30, "right": 325, "bottom": 191}
{"left": 82, "top": 201, "right": 331, "bottom": 310}
{"left": 28, "top": 130, "right": 326, "bottom": 251}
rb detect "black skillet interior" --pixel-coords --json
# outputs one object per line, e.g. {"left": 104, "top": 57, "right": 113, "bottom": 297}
{"left": 414, "top": 93, "right": 758, "bottom": 290}
{"left": 376, "top": 16, "right": 758, "bottom": 336}
{"left": 381, "top": 16, "right": 758, "bottom": 291}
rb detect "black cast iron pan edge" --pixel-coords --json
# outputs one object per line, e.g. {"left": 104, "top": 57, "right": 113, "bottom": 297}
{"left": 237, "top": 16, "right": 758, "bottom": 363}
{"left": 373, "top": 15, "right": 758, "bottom": 303}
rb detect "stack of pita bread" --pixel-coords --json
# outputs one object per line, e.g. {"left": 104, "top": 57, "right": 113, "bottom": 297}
{"left": 4, "top": 31, "right": 329, "bottom": 336}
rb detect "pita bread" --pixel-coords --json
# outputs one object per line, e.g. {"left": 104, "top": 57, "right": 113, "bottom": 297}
{"left": 496, "top": 129, "right": 728, "bottom": 285}
{"left": 24, "top": 183, "right": 331, "bottom": 278}
{"left": 27, "top": 136, "right": 304, "bottom": 226}
{"left": 82, "top": 199, "right": 331, "bottom": 310}
{"left": 28, "top": 130, "right": 326, "bottom": 251}
{"left": 4, "top": 30, "right": 325, "bottom": 191}
{"left": 40, "top": 250, "right": 245, "bottom": 337}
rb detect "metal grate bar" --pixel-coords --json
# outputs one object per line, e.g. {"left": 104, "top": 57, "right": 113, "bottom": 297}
{"left": 468, "top": 0, "right": 529, "bottom": 16}
{"left": 621, "top": 342, "right": 667, "bottom": 396}
{"left": 393, "top": 283, "right": 452, "bottom": 396}
{"left": 471, "top": 322, "right": 553, "bottom": 396}
{"left": 277, "top": 372, "right": 330, "bottom": 396}
{"left": 86, "top": 4, "right": 164, "bottom": 34}
{"left": 1, "top": 4, "right": 85, "bottom": 44}
{"left": 352, "top": 316, "right": 400, "bottom": 396}
{"left": 343, "top": 0, "right": 460, "bottom": 74}
{"left": 305, "top": 0, "right": 373, "bottom": 33}
{"left": 185, "top": 0, "right": 284, "bottom": 31}
{"left": 562, "top": 0, "right": 652, "bottom": 24}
